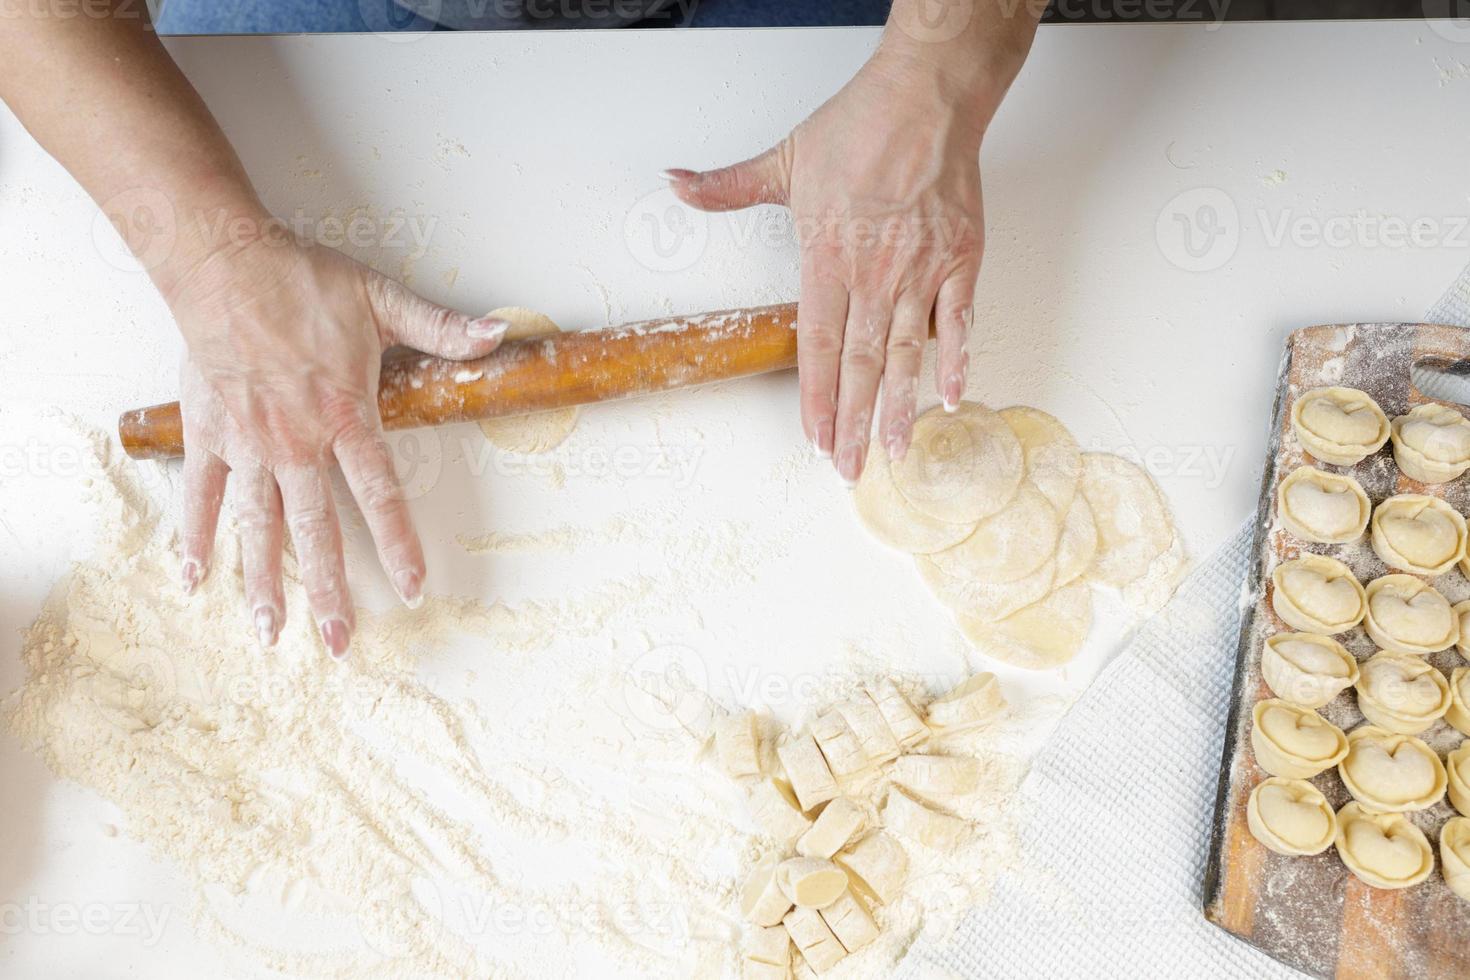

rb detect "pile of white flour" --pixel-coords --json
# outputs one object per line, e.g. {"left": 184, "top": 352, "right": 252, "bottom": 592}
{"left": 3, "top": 418, "right": 1044, "bottom": 979}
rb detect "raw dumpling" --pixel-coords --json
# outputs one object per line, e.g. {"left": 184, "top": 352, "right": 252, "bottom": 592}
{"left": 892, "top": 403, "right": 1023, "bottom": 523}
{"left": 1390, "top": 402, "right": 1470, "bottom": 484}
{"left": 1334, "top": 802, "right": 1435, "bottom": 890}
{"left": 1276, "top": 466, "right": 1371, "bottom": 544}
{"left": 1449, "top": 667, "right": 1470, "bottom": 737}
{"left": 1250, "top": 699, "right": 1349, "bottom": 779}
{"left": 1260, "top": 632, "right": 1359, "bottom": 709}
{"left": 1456, "top": 600, "right": 1470, "bottom": 661}
{"left": 1362, "top": 574, "right": 1458, "bottom": 656}
{"left": 1337, "top": 726, "right": 1447, "bottom": 812}
{"left": 1443, "top": 817, "right": 1470, "bottom": 902}
{"left": 1449, "top": 741, "right": 1470, "bottom": 816}
{"left": 1291, "top": 387, "right": 1390, "bottom": 465}
{"left": 852, "top": 443, "right": 976, "bottom": 554}
{"left": 1369, "top": 494, "right": 1467, "bottom": 576}
{"left": 1354, "top": 651, "right": 1452, "bottom": 735}
{"left": 1270, "top": 555, "right": 1366, "bottom": 635}
{"left": 1246, "top": 777, "right": 1337, "bottom": 856}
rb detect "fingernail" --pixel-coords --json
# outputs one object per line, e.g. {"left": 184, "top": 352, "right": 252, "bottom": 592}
{"left": 181, "top": 559, "right": 204, "bottom": 595}
{"left": 320, "top": 619, "right": 350, "bottom": 660}
{"left": 394, "top": 569, "right": 424, "bottom": 610}
{"left": 962, "top": 306, "right": 974, "bottom": 330}
{"left": 813, "top": 419, "right": 835, "bottom": 459}
{"left": 661, "top": 168, "right": 695, "bottom": 182}
{"left": 943, "top": 356, "right": 968, "bottom": 411}
{"left": 836, "top": 442, "right": 865, "bottom": 487}
{"left": 467, "top": 316, "right": 509, "bottom": 341}
{"left": 886, "top": 422, "right": 911, "bottom": 462}
{"left": 254, "top": 607, "right": 279, "bottom": 649}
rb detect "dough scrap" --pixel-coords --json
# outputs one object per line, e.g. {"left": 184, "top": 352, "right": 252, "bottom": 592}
{"left": 851, "top": 441, "right": 977, "bottom": 554}
{"left": 1077, "top": 453, "right": 1174, "bottom": 589}
{"left": 999, "top": 406, "right": 1082, "bottom": 514}
{"left": 925, "top": 482, "right": 1059, "bottom": 585}
{"left": 891, "top": 403, "right": 1023, "bottom": 524}
{"left": 957, "top": 581, "right": 1092, "bottom": 671}
{"left": 476, "top": 307, "right": 580, "bottom": 454}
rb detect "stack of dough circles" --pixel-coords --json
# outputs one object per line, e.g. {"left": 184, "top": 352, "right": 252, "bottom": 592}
{"left": 1362, "top": 574, "right": 1458, "bottom": 656}
{"left": 1276, "top": 466, "right": 1371, "bottom": 544}
{"left": 1290, "top": 387, "right": 1390, "bottom": 465}
{"left": 1260, "top": 633, "right": 1359, "bottom": 708}
{"left": 1449, "top": 742, "right": 1470, "bottom": 816}
{"left": 1456, "top": 601, "right": 1470, "bottom": 660}
{"left": 1448, "top": 667, "right": 1470, "bottom": 736}
{"left": 1337, "top": 726, "right": 1447, "bottom": 812}
{"left": 475, "top": 308, "right": 581, "bottom": 454}
{"left": 891, "top": 403, "right": 1023, "bottom": 522}
{"left": 1270, "top": 555, "right": 1365, "bottom": 635}
{"left": 1334, "top": 802, "right": 1435, "bottom": 890}
{"left": 1369, "top": 494, "right": 1467, "bottom": 576}
{"left": 856, "top": 402, "right": 1184, "bottom": 670}
{"left": 1246, "top": 777, "right": 1337, "bottom": 856}
{"left": 1250, "top": 700, "right": 1349, "bottom": 778}
{"left": 1354, "top": 652, "right": 1452, "bottom": 734}
{"left": 1443, "top": 817, "right": 1470, "bottom": 902}
{"left": 1390, "top": 402, "right": 1470, "bottom": 484}
{"left": 853, "top": 447, "right": 977, "bottom": 554}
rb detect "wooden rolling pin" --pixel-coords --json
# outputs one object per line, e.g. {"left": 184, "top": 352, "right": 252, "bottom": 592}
{"left": 119, "top": 302, "right": 800, "bottom": 460}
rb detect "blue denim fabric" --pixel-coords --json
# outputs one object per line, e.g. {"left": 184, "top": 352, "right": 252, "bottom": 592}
{"left": 153, "top": 0, "right": 891, "bottom": 34}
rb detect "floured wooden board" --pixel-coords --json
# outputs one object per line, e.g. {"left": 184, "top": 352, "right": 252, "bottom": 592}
{"left": 1203, "top": 323, "right": 1470, "bottom": 979}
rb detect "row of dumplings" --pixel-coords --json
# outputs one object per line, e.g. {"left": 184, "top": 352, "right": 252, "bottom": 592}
{"left": 1291, "top": 385, "right": 1470, "bottom": 482}
{"left": 1249, "top": 704, "right": 1470, "bottom": 895}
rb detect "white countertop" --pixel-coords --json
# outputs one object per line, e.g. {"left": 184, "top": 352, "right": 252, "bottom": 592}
{"left": 3, "top": 20, "right": 1470, "bottom": 977}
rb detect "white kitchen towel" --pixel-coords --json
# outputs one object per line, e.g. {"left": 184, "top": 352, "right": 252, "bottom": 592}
{"left": 894, "top": 272, "right": 1470, "bottom": 979}
{"left": 895, "top": 522, "right": 1296, "bottom": 980}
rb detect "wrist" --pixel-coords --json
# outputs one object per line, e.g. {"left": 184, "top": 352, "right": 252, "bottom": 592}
{"left": 876, "top": 0, "right": 1038, "bottom": 128}
{"left": 137, "top": 175, "right": 273, "bottom": 307}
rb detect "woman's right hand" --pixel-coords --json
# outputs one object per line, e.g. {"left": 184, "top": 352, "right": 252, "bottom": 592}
{"left": 167, "top": 225, "right": 509, "bottom": 658}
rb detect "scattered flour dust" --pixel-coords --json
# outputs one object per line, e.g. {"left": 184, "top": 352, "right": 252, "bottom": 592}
{"left": 2, "top": 419, "right": 1035, "bottom": 979}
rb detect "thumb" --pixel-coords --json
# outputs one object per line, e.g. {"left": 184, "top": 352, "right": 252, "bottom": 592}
{"left": 371, "top": 278, "right": 508, "bottom": 360}
{"left": 664, "top": 143, "right": 790, "bottom": 213}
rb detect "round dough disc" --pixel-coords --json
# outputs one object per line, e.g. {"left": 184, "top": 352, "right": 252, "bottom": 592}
{"left": 958, "top": 581, "right": 1093, "bottom": 670}
{"left": 891, "top": 403, "right": 1023, "bottom": 523}
{"left": 1078, "top": 452, "right": 1175, "bottom": 588}
{"left": 852, "top": 442, "right": 977, "bottom": 554}
{"left": 1000, "top": 406, "right": 1082, "bottom": 514}
{"left": 916, "top": 554, "right": 1056, "bottom": 623}
{"left": 925, "top": 483, "right": 1060, "bottom": 585}
{"left": 476, "top": 307, "right": 580, "bottom": 454}
{"left": 1052, "top": 495, "right": 1099, "bottom": 589}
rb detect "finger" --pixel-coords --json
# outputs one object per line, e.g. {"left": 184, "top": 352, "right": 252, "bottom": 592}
{"left": 370, "top": 276, "right": 509, "bottom": 360}
{"left": 664, "top": 143, "right": 790, "bottom": 212}
{"left": 334, "top": 425, "right": 426, "bottom": 609}
{"left": 234, "top": 463, "right": 286, "bottom": 649}
{"left": 275, "top": 463, "right": 355, "bottom": 660}
{"left": 878, "top": 291, "right": 933, "bottom": 462}
{"left": 833, "top": 294, "right": 893, "bottom": 485}
{"left": 181, "top": 449, "right": 229, "bottom": 594}
{"left": 796, "top": 259, "right": 849, "bottom": 459}
{"left": 934, "top": 265, "right": 979, "bottom": 411}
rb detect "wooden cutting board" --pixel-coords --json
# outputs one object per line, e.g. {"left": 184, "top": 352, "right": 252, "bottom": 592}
{"left": 1203, "top": 322, "right": 1470, "bottom": 979}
